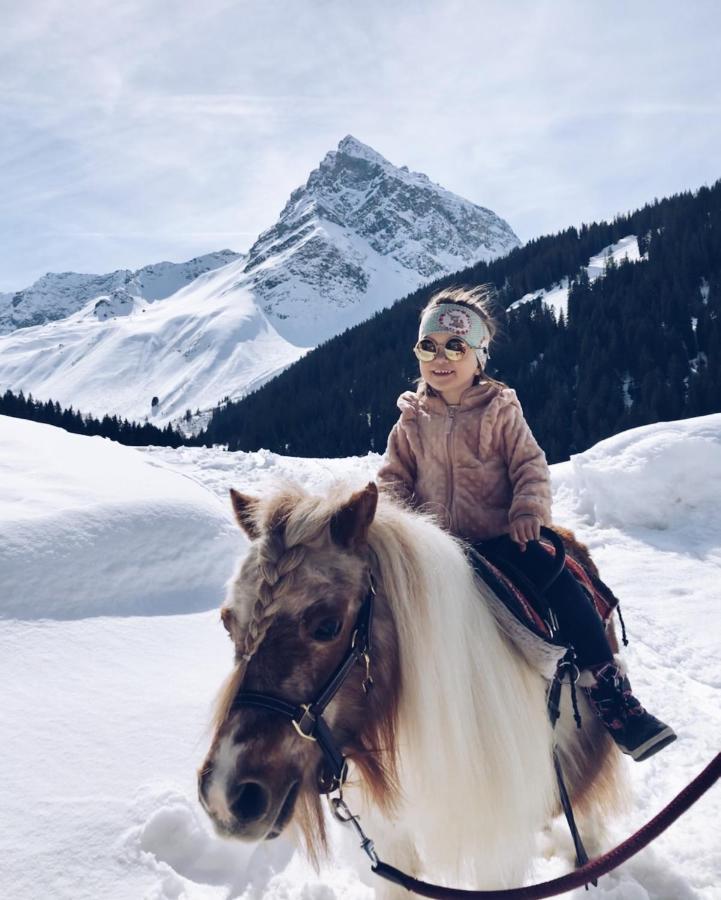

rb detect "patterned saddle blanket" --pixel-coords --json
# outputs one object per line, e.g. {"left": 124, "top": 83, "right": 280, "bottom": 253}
{"left": 467, "top": 535, "right": 621, "bottom": 680}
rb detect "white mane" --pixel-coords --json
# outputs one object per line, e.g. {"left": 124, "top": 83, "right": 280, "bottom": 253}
{"left": 363, "top": 497, "right": 557, "bottom": 887}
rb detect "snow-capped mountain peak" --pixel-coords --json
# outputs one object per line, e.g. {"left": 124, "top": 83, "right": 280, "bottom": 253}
{"left": 239, "top": 135, "right": 519, "bottom": 345}
{"left": 336, "top": 133, "right": 391, "bottom": 164}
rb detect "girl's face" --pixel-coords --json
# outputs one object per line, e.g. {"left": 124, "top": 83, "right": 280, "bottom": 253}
{"left": 418, "top": 331, "right": 480, "bottom": 402}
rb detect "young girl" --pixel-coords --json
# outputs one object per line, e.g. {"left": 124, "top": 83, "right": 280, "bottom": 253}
{"left": 377, "top": 284, "right": 676, "bottom": 762}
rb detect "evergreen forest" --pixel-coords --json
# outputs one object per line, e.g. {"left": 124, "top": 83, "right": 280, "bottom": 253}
{"left": 0, "top": 389, "right": 186, "bottom": 448}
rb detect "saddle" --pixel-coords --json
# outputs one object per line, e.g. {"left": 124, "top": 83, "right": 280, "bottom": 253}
{"left": 466, "top": 527, "right": 622, "bottom": 680}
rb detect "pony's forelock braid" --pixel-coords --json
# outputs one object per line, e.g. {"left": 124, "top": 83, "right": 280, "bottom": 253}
{"left": 239, "top": 535, "right": 309, "bottom": 664}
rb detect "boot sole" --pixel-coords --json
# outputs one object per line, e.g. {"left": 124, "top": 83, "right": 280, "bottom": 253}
{"left": 625, "top": 727, "right": 677, "bottom": 762}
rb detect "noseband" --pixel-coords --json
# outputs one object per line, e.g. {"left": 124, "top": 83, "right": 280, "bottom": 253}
{"left": 230, "top": 574, "right": 376, "bottom": 794}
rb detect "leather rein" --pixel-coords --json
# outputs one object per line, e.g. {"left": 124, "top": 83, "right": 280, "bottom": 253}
{"left": 228, "top": 566, "right": 721, "bottom": 898}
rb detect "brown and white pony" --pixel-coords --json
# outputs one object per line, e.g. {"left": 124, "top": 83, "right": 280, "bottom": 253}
{"left": 199, "top": 481, "right": 626, "bottom": 894}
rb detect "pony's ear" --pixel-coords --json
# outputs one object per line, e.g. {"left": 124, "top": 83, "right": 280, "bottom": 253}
{"left": 330, "top": 482, "right": 378, "bottom": 548}
{"left": 220, "top": 605, "right": 240, "bottom": 641}
{"left": 229, "top": 488, "right": 261, "bottom": 539}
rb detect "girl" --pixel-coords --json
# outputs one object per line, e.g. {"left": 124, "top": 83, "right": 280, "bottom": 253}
{"left": 377, "top": 284, "right": 676, "bottom": 762}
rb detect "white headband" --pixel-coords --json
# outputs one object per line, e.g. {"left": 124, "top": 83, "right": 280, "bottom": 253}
{"left": 419, "top": 303, "right": 491, "bottom": 367}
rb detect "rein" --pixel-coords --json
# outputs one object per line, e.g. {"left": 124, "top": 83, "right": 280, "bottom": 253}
{"left": 229, "top": 563, "right": 720, "bottom": 898}
{"left": 369, "top": 751, "right": 721, "bottom": 898}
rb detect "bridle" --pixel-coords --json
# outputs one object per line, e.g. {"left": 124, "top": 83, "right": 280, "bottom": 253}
{"left": 230, "top": 573, "right": 377, "bottom": 797}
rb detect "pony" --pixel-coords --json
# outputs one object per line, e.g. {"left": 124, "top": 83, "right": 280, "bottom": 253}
{"left": 198, "top": 481, "right": 626, "bottom": 894}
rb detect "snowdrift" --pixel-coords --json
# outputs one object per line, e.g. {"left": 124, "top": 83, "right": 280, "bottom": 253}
{"left": 0, "top": 416, "right": 242, "bottom": 618}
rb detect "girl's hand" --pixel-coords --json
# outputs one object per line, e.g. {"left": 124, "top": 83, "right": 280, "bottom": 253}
{"left": 509, "top": 515, "right": 541, "bottom": 552}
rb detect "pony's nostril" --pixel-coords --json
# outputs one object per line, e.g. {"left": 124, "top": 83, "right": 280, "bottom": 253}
{"left": 229, "top": 781, "right": 269, "bottom": 822}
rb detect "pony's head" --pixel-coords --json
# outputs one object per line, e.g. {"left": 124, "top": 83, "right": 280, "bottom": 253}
{"left": 198, "top": 482, "right": 400, "bottom": 860}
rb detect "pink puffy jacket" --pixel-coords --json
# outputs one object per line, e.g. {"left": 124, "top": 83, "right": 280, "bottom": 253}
{"left": 376, "top": 380, "right": 553, "bottom": 542}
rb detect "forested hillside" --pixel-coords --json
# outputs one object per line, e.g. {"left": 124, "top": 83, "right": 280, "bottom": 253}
{"left": 200, "top": 180, "right": 721, "bottom": 463}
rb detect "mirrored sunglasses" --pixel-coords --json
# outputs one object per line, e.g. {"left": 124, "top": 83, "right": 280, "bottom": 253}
{"left": 413, "top": 336, "right": 470, "bottom": 362}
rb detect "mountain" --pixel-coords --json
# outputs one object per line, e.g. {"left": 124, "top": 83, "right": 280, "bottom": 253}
{"left": 242, "top": 134, "right": 519, "bottom": 345}
{"left": 0, "top": 257, "right": 309, "bottom": 425}
{"left": 0, "top": 135, "right": 518, "bottom": 424}
{"left": 0, "top": 250, "right": 242, "bottom": 334}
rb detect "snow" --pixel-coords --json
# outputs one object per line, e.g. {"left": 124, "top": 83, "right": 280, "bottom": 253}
{"left": 0, "top": 251, "right": 243, "bottom": 335}
{"left": 559, "top": 416, "right": 721, "bottom": 537}
{"left": 0, "top": 417, "right": 242, "bottom": 617}
{"left": 0, "top": 262, "right": 311, "bottom": 427}
{"left": 509, "top": 236, "right": 643, "bottom": 319}
{"left": 700, "top": 278, "right": 710, "bottom": 304}
{"left": 1, "top": 412, "right": 720, "bottom": 899}
{"left": 586, "top": 235, "right": 642, "bottom": 278}
{"left": 246, "top": 216, "right": 428, "bottom": 346}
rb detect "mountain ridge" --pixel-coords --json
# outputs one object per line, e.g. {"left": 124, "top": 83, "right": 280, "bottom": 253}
{"left": 0, "top": 250, "right": 243, "bottom": 335}
{"left": 199, "top": 179, "right": 721, "bottom": 463}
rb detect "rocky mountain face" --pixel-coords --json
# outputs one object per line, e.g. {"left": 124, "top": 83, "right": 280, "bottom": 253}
{"left": 239, "top": 135, "right": 519, "bottom": 344}
{"left": 0, "top": 250, "right": 242, "bottom": 334}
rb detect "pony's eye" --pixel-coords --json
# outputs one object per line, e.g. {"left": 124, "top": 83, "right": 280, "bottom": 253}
{"left": 312, "top": 618, "right": 343, "bottom": 642}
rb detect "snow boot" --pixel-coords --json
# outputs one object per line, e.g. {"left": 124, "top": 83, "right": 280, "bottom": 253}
{"left": 581, "top": 660, "right": 677, "bottom": 761}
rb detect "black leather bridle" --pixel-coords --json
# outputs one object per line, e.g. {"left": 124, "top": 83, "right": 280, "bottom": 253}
{"left": 230, "top": 574, "right": 377, "bottom": 795}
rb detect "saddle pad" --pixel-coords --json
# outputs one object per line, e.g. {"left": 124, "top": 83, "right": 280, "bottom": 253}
{"left": 468, "top": 538, "right": 621, "bottom": 679}
{"left": 470, "top": 551, "right": 566, "bottom": 679}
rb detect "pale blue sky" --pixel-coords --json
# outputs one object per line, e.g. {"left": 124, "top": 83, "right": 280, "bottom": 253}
{"left": 1, "top": 0, "right": 720, "bottom": 291}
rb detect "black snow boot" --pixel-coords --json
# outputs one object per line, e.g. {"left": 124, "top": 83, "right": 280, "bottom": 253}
{"left": 582, "top": 660, "right": 677, "bottom": 762}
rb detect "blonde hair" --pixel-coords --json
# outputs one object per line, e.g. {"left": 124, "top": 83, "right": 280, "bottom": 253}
{"left": 417, "top": 283, "right": 508, "bottom": 391}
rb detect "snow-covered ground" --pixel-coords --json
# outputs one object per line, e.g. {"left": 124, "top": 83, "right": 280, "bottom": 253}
{"left": 1, "top": 413, "right": 719, "bottom": 899}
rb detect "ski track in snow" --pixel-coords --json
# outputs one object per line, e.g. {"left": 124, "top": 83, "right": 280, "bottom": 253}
{"left": 1, "top": 415, "right": 720, "bottom": 899}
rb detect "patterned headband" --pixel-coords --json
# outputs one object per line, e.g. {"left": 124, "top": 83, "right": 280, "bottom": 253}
{"left": 418, "top": 303, "right": 490, "bottom": 349}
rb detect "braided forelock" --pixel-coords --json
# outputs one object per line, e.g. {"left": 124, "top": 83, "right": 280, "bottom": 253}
{"left": 239, "top": 491, "right": 331, "bottom": 664}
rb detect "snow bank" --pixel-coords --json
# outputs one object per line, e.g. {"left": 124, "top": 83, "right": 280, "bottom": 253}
{"left": 0, "top": 416, "right": 242, "bottom": 618}
{"left": 554, "top": 414, "right": 721, "bottom": 538}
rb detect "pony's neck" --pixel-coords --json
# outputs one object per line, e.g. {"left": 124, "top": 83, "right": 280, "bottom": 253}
{"left": 366, "top": 501, "right": 555, "bottom": 879}
{"left": 368, "top": 503, "right": 510, "bottom": 757}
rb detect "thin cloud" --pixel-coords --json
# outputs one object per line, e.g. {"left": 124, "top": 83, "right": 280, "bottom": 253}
{"left": 1, "top": 0, "right": 720, "bottom": 289}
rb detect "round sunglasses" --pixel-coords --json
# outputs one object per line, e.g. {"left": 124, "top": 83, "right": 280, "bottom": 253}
{"left": 413, "top": 336, "right": 470, "bottom": 362}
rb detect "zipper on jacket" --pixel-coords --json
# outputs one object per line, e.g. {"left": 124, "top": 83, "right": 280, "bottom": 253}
{"left": 446, "top": 405, "right": 458, "bottom": 531}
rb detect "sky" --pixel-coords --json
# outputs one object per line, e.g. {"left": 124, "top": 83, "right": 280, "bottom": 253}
{"left": 1, "top": 0, "right": 720, "bottom": 293}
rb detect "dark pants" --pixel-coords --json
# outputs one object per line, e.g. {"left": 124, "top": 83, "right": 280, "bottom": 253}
{"left": 473, "top": 534, "right": 613, "bottom": 668}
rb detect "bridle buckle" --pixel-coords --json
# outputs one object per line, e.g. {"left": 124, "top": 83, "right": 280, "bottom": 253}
{"left": 292, "top": 704, "right": 317, "bottom": 741}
